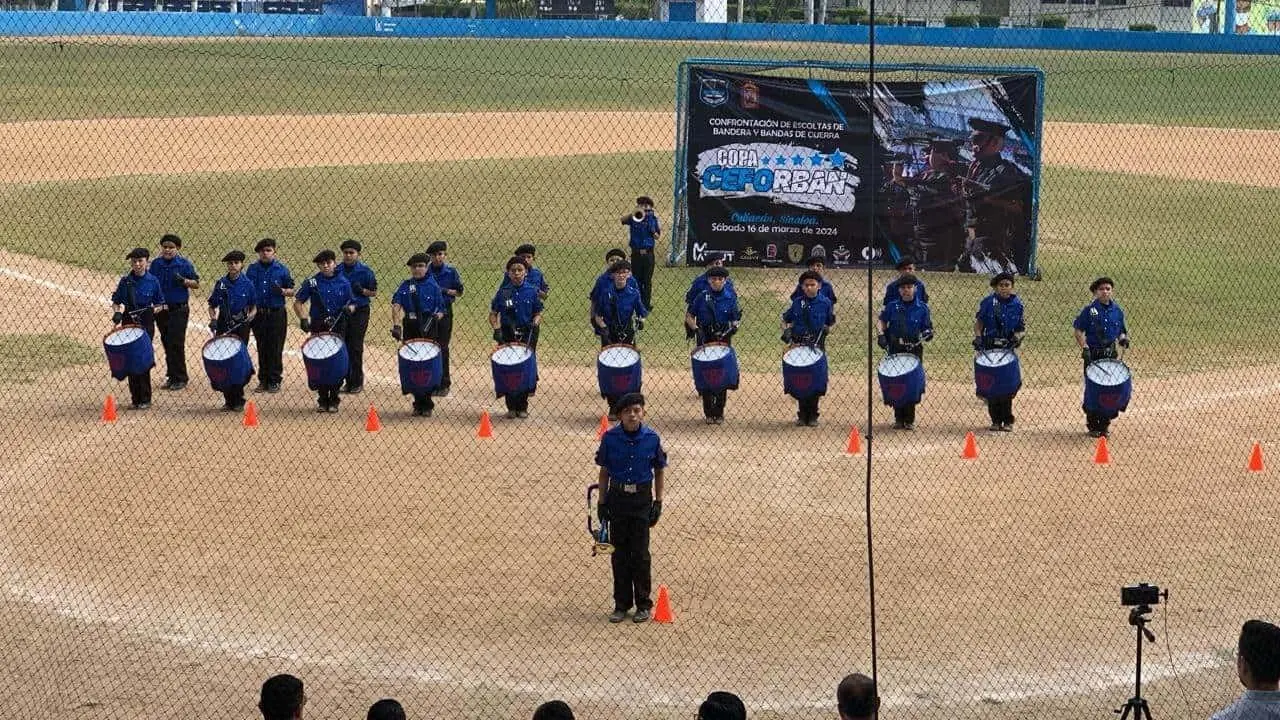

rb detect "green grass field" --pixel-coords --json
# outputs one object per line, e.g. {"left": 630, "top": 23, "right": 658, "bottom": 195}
{"left": 0, "top": 334, "right": 99, "bottom": 382}
{"left": 1, "top": 38, "right": 1277, "bottom": 127}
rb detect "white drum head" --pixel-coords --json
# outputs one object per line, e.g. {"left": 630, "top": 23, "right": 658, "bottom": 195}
{"left": 878, "top": 353, "right": 921, "bottom": 377}
{"left": 105, "top": 326, "right": 146, "bottom": 346}
{"left": 783, "top": 345, "right": 824, "bottom": 367}
{"left": 302, "top": 334, "right": 345, "bottom": 360}
{"left": 203, "top": 336, "right": 244, "bottom": 361}
{"left": 1086, "top": 358, "right": 1131, "bottom": 386}
{"left": 399, "top": 340, "right": 441, "bottom": 361}
{"left": 692, "top": 344, "right": 732, "bottom": 362}
{"left": 599, "top": 346, "right": 640, "bottom": 368}
{"left": 492, "top": 344, "right": 533, "bottom": 366}
{"left": 975, "top": 349, "right": 1018, "bottom": 368}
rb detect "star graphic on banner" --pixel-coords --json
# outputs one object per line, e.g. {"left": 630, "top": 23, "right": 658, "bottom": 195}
{"left": 775, "top": 155, "right": 787, "bottom": 165}
{"left": 829, "top": 149, "right": 846, "bottom": 166}
{"left": 760, "top": 156, "right": 771, "bottom": 166}
{"left": 791, "top": 153, "right": 804, "bottom": 165}
{"left": 810, "top": 153, "right": 824, "bottom": 166}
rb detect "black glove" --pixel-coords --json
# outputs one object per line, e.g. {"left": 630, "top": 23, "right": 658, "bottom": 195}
{"left": 209, "top": 319, "right": 218, "bottom": 332}
{"left": 972, "top": 337, "right": 983, "bottom": 351}
{"left": 299, "top": 318, "right": 311, "bottom": 333}
{"left": 111, "top": 311, "right": 124, "bottom": 325}
{"left": 1118, "top": 337, "right": 1130, "bottom": 349}
{"left": 648, "top": 500, "right": 662, "bottom": 528}
{"left": 492, "top": 328, "right": 503, "bottom": 343}
{"left": 1081, "top": 347, "right": 1091, "bottom": 362}
{"left": 1010, "top": 336, "right": 1023, "bottom": 349}
{"left": 876, "top": 333, "right": 888, "bottom": 350}
{"left": 921, "top": 328, "right": 935, "bottom": 342}
{"left": 781, "top": 328, "right": 793, "bottom": 344}
{"left": 351, "top": 283, "right": 363, "bottom": 296}
{"left": 635, "top": 317, "right": 645, "bottom": 332}
{"left": 597, "top": 503, "right": 612, "bottom": 523}
{"left": 390, "top": 325, "right": 403, "bottom": 341}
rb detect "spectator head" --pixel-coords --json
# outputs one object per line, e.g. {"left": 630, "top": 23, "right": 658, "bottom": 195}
{"left": 259, "top": 674, "right": 305, "bottom": 720}
{"left": 836, "top": 673, "right": 878, "bottom": 720}
{"left": 698, "top": 691, "right": 746, "bottom": 720}
{"left": 367, "top": 698, "right": 406, "bottom": 720}
{"left": 1238, "top": 619, "right": 1280, "bottom": 690}
{"left": 605, "top": 248, "right": 627, "bottom": 264}
{"left": 532, "top": 700, "right": 575, "bottom": 720}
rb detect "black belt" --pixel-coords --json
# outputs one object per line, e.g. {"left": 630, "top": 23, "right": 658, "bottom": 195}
{"left": 635, "top": 248, "right": 651, "bottom": 255}
{"left": 258, "top": 306, "right": 285, "bottom": 313}
{"left": 162, "top": 302, "right": 188, "bottom": 308}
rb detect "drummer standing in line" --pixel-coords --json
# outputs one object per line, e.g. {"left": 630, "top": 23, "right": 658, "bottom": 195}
{"left": 1073, "top": 276, "right": 1130, "bottom": 438}
{"left": 973, "top": 272, "right": 1025, "bottom": 432}
{"left": 293, "top": 249, "right": 356, "bottom": 413}
{"left": 882, "top": 256, "right": 930, "bottom": 306}
{"left": 111, "top": 247, "right": 167, "bottom": 410}
{"left": 425, "top": 240, "right": 463, "bottom": 397}
{"left": 391, "top": 253, "right": 446, "bottom": 417}
{"left": 207, "top": 250, "right": 257, "bottom": 412}
{"left": 490, "top": 256, "right": 544, "bottom": 419}
{"left": 684, "top": 251, "right": 735, "bottom": 341}
{"left": 337, "top": 239, "right": 377, "bottom": 396}
{"left": 877, "top": 274, "right": 934, "bottom": 430}
{"left": 782, "top": 270, "right": 836, "bottom": 427}
{"left": 791, "top": 250, "right": 838, "bottom": 307}
{"left": 246, "top": 238, "right": 295, "bottom": 394}
{"left": 590, "top": 248, "right": 633, "bottom": 330}
{"left": 685, "top": 265, "right": 741, "bottom": 425}
{"left": 592, "top": 260, "right": 649, "bottom": 418}
{"left": 504, "top": 244, "right": 549, "bottom": 351}
{"left": 150, "top": 234, "right": 200, "bottom": 391}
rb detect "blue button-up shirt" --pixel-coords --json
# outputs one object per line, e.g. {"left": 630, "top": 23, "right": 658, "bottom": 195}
{"left": 428, "top": 261, "right": 464, "bottom": 309}
{"left": 593, "top": 282, "right": 649, "bottom": 328}
{"left": 884, "top": 278, "right": 929, "bottom": 306}
{"left": 339, "top": 260, "right": 377, "bottom": 309}
{"left": 976, "top": 293, "right": 1026, "bottom": 344}
{"left": 295, "top": 272, "right": 354, "bottom": 323}
{"left": 625, "top": 211, "right": 661, "bottom": 251}
{"left": 245, "top": 259, "right": 295, "bottom": 309}
{"left": 491, "top": 280, "right": 544, "bottom": 329}
{"left": 392, "top": 275, "right": 445, "bottom": 319}
{"left": 207, "top": 273, "right": 256, "bottom": 320}
{"left": 790, "top": 277, "right": 838, "bottom": 306}
{"left": 685, "top": 273, "right": 736, "bottom": 308}
{"left": 879, "top": 299, "right": 933, "bottom": 345}
{"left": 595, "top": 424, "right": 668, "bottom": 486}
{"left": 112, "top": 271, "right": 166, "bottom": 312}
{"left": 688, "top": 287, "right": 742, "bottom": 332}
{"left": 501, "top": 266, "right": 549, "bottom": 297}
{"left": 784, "top": 294, "right": 836, "bottom": 341}
{"left": 1073, "top": 300, "right": 1127, "bottom": 349}
{"left": 591, "top": 271, "right": 639, "bottom": 307}
{"left": 148, "top": 255, "right": 199, "bottom": 305}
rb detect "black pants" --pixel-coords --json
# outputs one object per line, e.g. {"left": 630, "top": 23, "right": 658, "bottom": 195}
{"left": 609, "top": 512, "right": 653, "bottom": 612}
{"left": 798, "top": 395, "right": 821, "bottom": 422}
{"left": 252, "top": 307, "right": 287, "bottom": 386}
{"left": 504, "top": 392, "right": 529, "bottom": 413}
{"left": 125, "top": 315, "right": 156, "bottom": 405}
{"left": 435, "top": 309, "right": 454, "bottom": 390}
{"left": 987, "top": 396, "right": 1015, "bottom": 425}
{"left": 701, "top": 390, "right": 727, "bottom": 419}
{"left": 317, "top": 385, "right": 341, "bottom": 409}
{"left": 893, "top": 404, "right": 917, "bottom": 424}
{"left": 155, "top": 303, "right": 189, "bottom": 383}
{"left": 342, "top": 305, "right": 370, "bottom": 389}
{"left": 217, "top": 324, "right": 252, "bottom": 409}
{"left": 632, "top": 248, "right": 655, "bottom": 311}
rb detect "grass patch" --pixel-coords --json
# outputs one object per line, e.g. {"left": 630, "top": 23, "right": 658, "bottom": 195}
{"left": 0, "top": 333, "right": 100, "bottom": 383}
{"left": 1, "top": 152, "right": 1277, "bottom": 384}
{"left": 0, "top": 38, "right": 1276, "bottom": 128}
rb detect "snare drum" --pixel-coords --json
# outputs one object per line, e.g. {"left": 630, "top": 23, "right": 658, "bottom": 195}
{"left": 974, "top": 349, "right": 1022, "bottom": 399}
{"left": 1083, "top": 358, "right": 1132, "bottom": 415}
{"left": 398, "top": 339, "right": 443, "bottom": 395}
{"left": 103, "top": 325, "right": 154, "bottom": 380}
{"left": 201, "top": 335, "right": 254, "bottom": 391}
{"left": 877, "top": 353, "right": 926, "bottom": 408}
{"left": 597, "top": 344, "right": 642, "bottom": 398}
{"left": 491, "top": 343, "right": 537, "bottom": 398}
{"left": 782, "top": 345, "right": 828, "bottom": 399}
{"left": 690, "top": 342, "right": 739, "bottom": 394}
{"left": 301, "top": 333, "right": 349, "bottom": 390}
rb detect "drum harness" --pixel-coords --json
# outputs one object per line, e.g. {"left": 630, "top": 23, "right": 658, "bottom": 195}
{"left": 123, "top": 275, "right": 155, "bottom": 324}
{"left": 499, "top": 287, "right": 531, "bottom": 344}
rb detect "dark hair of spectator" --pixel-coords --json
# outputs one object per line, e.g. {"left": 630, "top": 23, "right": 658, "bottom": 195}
{"left": 532, "top": 699, "right": 575, "bottom": 720}
{"left": 367, "top": 698, "right": 406, "bottom": 720}
{"left": 837, "top": 673, "right": 878, "bottom": 719}
{"left": 259, "top": 674, "right": 304, "bottom": 720}
{"left": 1240, "top": 620, "right": 1280, "bottom": 684}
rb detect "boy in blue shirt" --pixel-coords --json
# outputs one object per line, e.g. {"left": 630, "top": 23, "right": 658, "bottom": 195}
{"left": 621, "top": 196, "right": 660, "bottom": 311}
{"left": 490, "top": 257, "right": 545, "bottom": 419}
{"left": 207, "top": 250, "right": 257, "bottom": 411}
{"left": 392, "top": 253, "right": 446, "bottom": 417}
{"left": 783, "top": 270, "right": 836, "bottom": 426}
{"left": 246, "top": 238, "right": 295, "bottom": 393}
{"left": 426, "top": 241, "right": 464, "bottom": 397}
{"left": 878, "top": 274, "right": 934, "bottom": 430}
{"left": 338, "top": 239, "right": 377, "bottom": 395}
{"left": 973, "top": 272, "right": 1026, "bottom": 432}
{"left": 293, "top": 249, "right": 356, "bottom": 413}
{"left": 150, "top": 233, "right": 200, "bottom": 391}
{"left": 1073, "top": 276, "right": 1130, "bottom": 438}
{"left": 111, "top": 247, "right": 166, "bottom": 409}
{"left": 685, "top": 266, "right": 742, "bottom": 424}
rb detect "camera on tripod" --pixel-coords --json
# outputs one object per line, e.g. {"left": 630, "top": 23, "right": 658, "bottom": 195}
{"left": 1114, "top": 583, "right": 1166, "bottom": 720}
{"left": 1121, "top": 583, "right": 1161, "bottom": 607}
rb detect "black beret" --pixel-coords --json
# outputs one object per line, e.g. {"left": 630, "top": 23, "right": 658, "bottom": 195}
{"left": 312, "top": 249, "right": 337, "bottom": 264}
{"left": 1090, "top": 276, "right": 1116, "bottom": 292}
{"left": 125, "top": 247, "right": 150, "bottom": 260}
{"left": 426, "top": 241, "right": 447, "bottom": 254}
{"left": 990, "top": 272, "right": 1015, "bottom": 287}
{"left": 514, "top": 243, "right": 537, "bottom": 256}
{"left": 254, "top": 238, "right": 277, "bottom": 252}
{"left": 636, "top": 196, "right": 655, "bottom": 207}
{"left": 706, "top": 266, "right": 730, "bottom": 278}
{"left": 159, "top": 233, "right": 182, "bottom": 248}
{"left": 895, "top": 273, "right": 920, "bottom": 288}
{"left": 222, "top": 250, "right": 246, "bottom": 263}
{"left": 609, "top": 260, "right": 632, "bottom": 273}
{"left": 703, "top": 251, "right": 725, "bottom": 266}
{"left": 339, "top": 239, "right": 362, "bottom": 252}
{"left": 605, "top": 247, "right": 627, "bottom": 262}
{"left": 612, "top": 392, "right": 645, "bottom": 414}
{"left": 895, "top": 256, "right": 916, "bottom": 270}
{"left": 799, "top": 269, "right": 823, "bottom": 284}
{"left": 968, "top": 117, "right": 1011, "bottom": 135}
{"left": 407, "top": 253, "right": 430, "bottom": 266}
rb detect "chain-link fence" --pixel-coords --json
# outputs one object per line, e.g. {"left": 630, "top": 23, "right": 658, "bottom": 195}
{"left": 0, "top": 16, "right": 1278, "bottom": 720}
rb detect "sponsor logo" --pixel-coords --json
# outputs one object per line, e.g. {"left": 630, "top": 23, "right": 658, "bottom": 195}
{"left": 766, "top": 244, "right": 778, "bottom": 260}
{"left": 738, "top": 246, "right": 759, "bottom": 262}
{"left": 861, "top": 246, "right": 883, "bottom": 262}
{"left": 740, "top": 81, "right": 759, "bottom": 109}
{"left": 699, "top": 78, "right": 729, "bottom": 107}
{"left": 832, "top": 244, "right": 852, "bottom": 264}
{"left": 787, "top": 244, "right": 806, "bottom": 264}
{"left": 810, "top": 244, "right": 826, "bottom": 260}
{"left": 691, "top": 243, "right": 733, "bottom": 264}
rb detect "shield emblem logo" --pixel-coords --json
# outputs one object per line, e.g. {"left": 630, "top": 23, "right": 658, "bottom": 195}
{"left": 792, "top": 374, "right": 811, "bottom": 391}
{"left": 108, "top": 355, "right": 124, "bottom": 373}
{"left": 740, "top": 80, "right": 759, "bottom": 109}
{"left": 699, "top": 78, "right": 728, "bottom": 107}
{"left": 499, "top": 371, "right": 521, "bottom": 392}
{"left": 704, "top": 368, "right": 724, "bottom": 387}
{"left": 787, "top": 244, "right": 806, "bottom": 264}
{"left": 886, "top": 381, "right": 904, "bottom": 401}
{"left": 976, "top": 373, "right": 993, "bottom": 392}
{"left": 411, "top": 368, "right": 433, "bottom": 387}
{"left": 209, "top": 366, "right": 227, "bottom": 384}
{"left": 1100, "top": 392, "right": 1120, "bottom": 410}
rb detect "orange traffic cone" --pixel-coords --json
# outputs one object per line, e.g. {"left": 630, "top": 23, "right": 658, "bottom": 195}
{"left": 101, "top": 395, "right": 118, "bottom": 423}
{"left": 242, "top": 401, "right": 259, "bottom": 428}
{"left": 477, "top": 411, "right": 493, "bottom": 439}
{"left": 844, "top": 426, "right": 863, "bottom": 456}
{"left": 652, "top": 583, "right": 675, "bottom": 624}
{"left": 597, "top": 415, "right": 610, "bottom": 439}
{"left": 961, "top": 431, "right": 979, "bottom": 460}
{"left": 365, "top": 405, "right": 382, "bottom": 433}
{"left": 1094, "top": 436, "right": 1111, "bottom": 466}
{"left": 1248, "top": 442, "right": 1265, "bottom": 473}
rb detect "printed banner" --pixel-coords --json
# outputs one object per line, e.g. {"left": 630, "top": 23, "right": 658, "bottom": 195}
{"left": 683, "top": 69, "right": 1041, "bottom": 274}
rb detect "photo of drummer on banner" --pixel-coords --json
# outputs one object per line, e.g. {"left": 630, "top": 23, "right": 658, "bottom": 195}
{"left": 1073, "top": 277, "right": 1130, "bottom": 438}
{"left": 877, "top": 274, "right": 934, "bottom": 430}
{"left": 782, "top": 270, "right": 835, "bottom": 427}
{"left": 592, "top": 260, "right": 649, "bottom": 419}
{"left": 110, "top": 247, "right": 167, "bottom": 410}
{"left": 684, "top": 251, "right": 736, "bottom": 341}
{"left": 973, "top": 272, "right": 1025, "bottom": 432}
{"left": 207, "top": 250, "right": 257, "bottom": 412}
{"left": 890, "top": 138, "right": 967, "bottom": 271}
{"left": 953, "top": 117, "right": 1031, "bottom": 275}
{"left": 490, "top": 256, "right": 545, "bottom": 419}
{"left": 293, "top": 249, "right": 356, "bottom": 413}
{"left": 685, "top": 266, "right": 741, "bottom": 424}
{"left": 391, "top": 253, "right": 446, "bottom": 417}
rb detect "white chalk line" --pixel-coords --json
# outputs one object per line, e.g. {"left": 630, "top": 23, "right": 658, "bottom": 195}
{"left": 0, "top": 258, "right": 1249, "bottom": 709}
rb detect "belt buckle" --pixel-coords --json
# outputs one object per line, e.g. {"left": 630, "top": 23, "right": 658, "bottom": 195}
{"left": 623, "top": 484, "right": 638, "bottom": 493}
{"left": 407, "top": 313, "right": 418, "bottom": 320}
